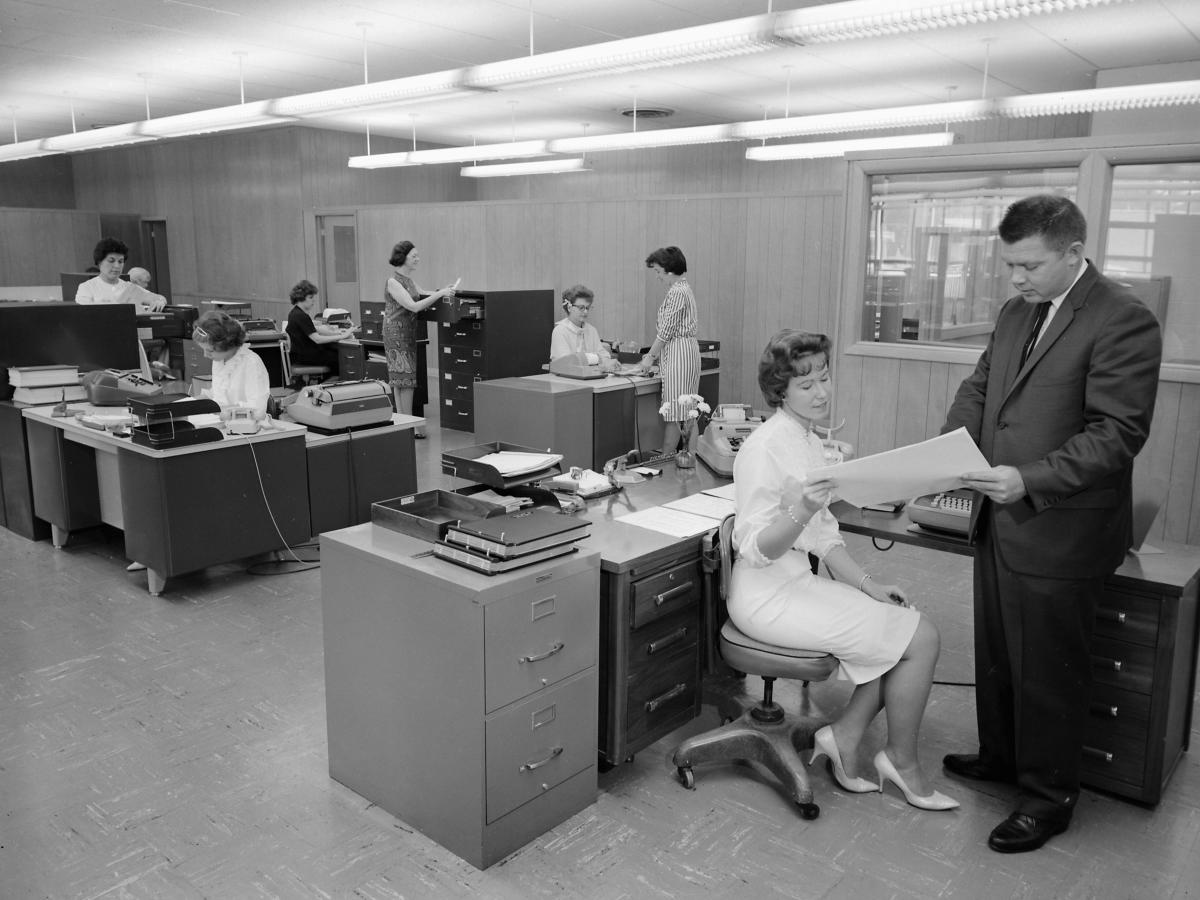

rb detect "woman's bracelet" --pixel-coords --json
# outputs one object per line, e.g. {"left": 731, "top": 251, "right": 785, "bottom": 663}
{"left": 858, "top": 573, "right": 872, "bottom": 592}
{"left": 781, "top": 504, "right": 802, "bottom": 526}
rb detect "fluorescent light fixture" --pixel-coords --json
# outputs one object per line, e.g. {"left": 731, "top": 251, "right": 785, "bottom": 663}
{"left": 995, "top": 79, "right": 1200, "bottom": 117}
{"left": 775, "top": 0, "right": 1128, "bottom": 44}
{"left": 0, "top": 142, "right": 57, "bottom": 162}
{"left": 41, "top": 123, "right": 154, "bottom": 152}
{"left": 460, "top": 158, "right": 591, "bottom": 178}
{"left": 272, "top": 70, "right": 471, "bottom": 117}
{"left": 349, "top": 139, "right": 549, "bottom": 169}
{"left": 737, "top": 100, "right": 992, "bottom": 140}
{"left": 549, "top": 124, "right": 735, "bottom": 154}
{"left": 139, "top": 100, "right": 293, "bottom": 137}
{"left": 465, "top": 15, "right": 789, "bottom": 90}
{"left": 746, "top": 132, "right": 956, "bottom": 160}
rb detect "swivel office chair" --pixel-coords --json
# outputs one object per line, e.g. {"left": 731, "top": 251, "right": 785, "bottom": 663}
{"left": 672, "top": 513, "right": 837, "bottom": 820}
{"left": 281, "top": 333, "right": 332, "bottom": 389}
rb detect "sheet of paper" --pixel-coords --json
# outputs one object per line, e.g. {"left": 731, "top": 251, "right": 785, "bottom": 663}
{"left": 807, "top": 427, "right": 989, "bottom": 508}
{"left": 186, "top": 413, "right": 222, "bottom": 427}
{"left": 663, "top": 493, "right": 735, "bottom": 522}
{"left": 700, "top": 482, "right": 736, "bottom": 501}
{"left": 474, "top": 451, "right": 563, "bottom": 476}
{"left": 616, "top": 506, "right": 720, "bottom": 538}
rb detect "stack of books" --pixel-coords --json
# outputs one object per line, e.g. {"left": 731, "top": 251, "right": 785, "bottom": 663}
{"left": 433, "top": 507, "right": 590, "bottom": 575}
{"left": 7, "top": 365, "right": 85, "bottom": 405}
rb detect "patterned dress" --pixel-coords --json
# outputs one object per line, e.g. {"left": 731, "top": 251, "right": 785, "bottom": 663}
{"left": 383, "top": 272, "right": 420, "bottom": 390}
{"left": 655, "top": 277, "right": 701, "bottom": 421}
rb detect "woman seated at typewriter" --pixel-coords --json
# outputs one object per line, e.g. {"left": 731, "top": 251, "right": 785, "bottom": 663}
{"left": 194, "top": 311, "right": 271, "bottom": 417}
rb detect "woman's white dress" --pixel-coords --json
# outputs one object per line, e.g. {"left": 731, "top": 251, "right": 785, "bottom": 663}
{"left": 729, "top": 411, "right": 919, "bottom": 684}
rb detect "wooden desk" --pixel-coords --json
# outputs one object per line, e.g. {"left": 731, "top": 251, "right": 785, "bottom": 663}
{"left": 474, "top": 368, "right": 720, "bottom": 471}
{"left": 830, "top": 499, "right": 1200, "bottom": 805}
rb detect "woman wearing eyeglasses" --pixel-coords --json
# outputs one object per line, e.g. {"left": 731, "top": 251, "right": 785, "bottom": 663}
{"left": 193, "top": 311, "right": 271, "bottom": 417}
{"left": 549, "top": 284, "right": 615, "bottom": 368}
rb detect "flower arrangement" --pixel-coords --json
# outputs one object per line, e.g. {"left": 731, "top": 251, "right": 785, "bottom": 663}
{"left": 660, "top": 393, "right": 711, "bottom": 467}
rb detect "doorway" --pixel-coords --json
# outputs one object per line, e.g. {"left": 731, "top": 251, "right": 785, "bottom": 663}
{"left": 317, "top": 214, "right": 359, "bottom": 313}
{"left": 140, "top": 219, "right": 171, "bottom": 301}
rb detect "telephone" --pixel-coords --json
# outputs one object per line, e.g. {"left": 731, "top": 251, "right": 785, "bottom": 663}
{"left": 223, "top": 406, "right": 264, "bottom": 434}
{"left": 549, "top": 352, "right": 607, "bottom": 380}
{"left": 908, "top": 489, "right": 973, "bottom": 536}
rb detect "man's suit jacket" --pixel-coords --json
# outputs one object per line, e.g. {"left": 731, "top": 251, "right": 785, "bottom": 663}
{"left": 944, "top": 262, "right": 1161, "bottom": 579}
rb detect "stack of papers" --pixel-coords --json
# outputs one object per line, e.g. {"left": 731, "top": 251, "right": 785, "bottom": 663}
{"left": 615, "top": 485, "right": 737, "bottom": 538}
{"left": 467, "top": 489, "right": 532, "bottom": 513}
{"left": 474, "top": 451, "right": 564, "bottom": 477}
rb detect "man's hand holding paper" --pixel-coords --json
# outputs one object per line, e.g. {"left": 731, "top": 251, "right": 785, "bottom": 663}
{"left": 807, "top": 427, "right": 989, "bottom": 508}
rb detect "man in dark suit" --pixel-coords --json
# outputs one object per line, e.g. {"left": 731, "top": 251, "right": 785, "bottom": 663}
{"left": 942, "top": 195, "right": 1161, "bottom": 853}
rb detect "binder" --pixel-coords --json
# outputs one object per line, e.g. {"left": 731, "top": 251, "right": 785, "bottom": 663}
{"left": 432, "top": 539, "right": 578, "bottom": 575}
{"left": 444, "top": 508, "right": 589, "bottom": 558}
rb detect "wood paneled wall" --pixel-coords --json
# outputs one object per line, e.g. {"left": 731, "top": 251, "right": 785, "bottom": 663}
{"left": 0, "top": 208, "right": 98, "bottom": 288}
{"left": 0, "top": 157, "right": 76, "bottom": 209}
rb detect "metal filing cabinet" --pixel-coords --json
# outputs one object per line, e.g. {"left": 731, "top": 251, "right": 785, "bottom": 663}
{"left": 435, "top": 289, "right": 554, "bottom": 431}
{"left": 320, "top": 523, "right": 600, "bottom": 868}
{"left": 598, "top": 538, "right": 705, "bottom": 767}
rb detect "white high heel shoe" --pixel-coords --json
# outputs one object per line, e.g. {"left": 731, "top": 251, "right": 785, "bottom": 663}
{"left": 808, "top": 726, "right": 876, "bottom": 793}
{"left": 873, "top": 750, "right": 959, "bottom": 811}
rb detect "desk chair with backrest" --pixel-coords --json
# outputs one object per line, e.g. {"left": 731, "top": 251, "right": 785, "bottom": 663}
{"left": 672, "top": 513, "right": 838, "bottom": 820}
{"left": 281, "top": 331, "right": 332, "bottom": 388}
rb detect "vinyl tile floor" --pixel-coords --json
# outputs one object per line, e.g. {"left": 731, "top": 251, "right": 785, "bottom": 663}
{"left": 2, "top": 421, "right": 1199, "bottom": 900}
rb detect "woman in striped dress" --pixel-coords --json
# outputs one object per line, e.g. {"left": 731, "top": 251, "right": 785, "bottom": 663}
{"left": 642, "top": 246, "right": 701, "bottom": 458}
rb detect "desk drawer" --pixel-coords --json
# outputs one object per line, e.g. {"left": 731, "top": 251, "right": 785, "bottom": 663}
{"left": 439, "top": 319, "right": 486, "bottom": 349}
{"left": 441, "top": 396, "right": 474, "bottom": 431}
{"left": 1087, "top": 683, "right": 1151, "bottom": 741}
{"left": 1081, "top": 725, "right": 1147, "bottom": 788}
{"left": 1091, "top": 636, "right": 1155, "bottom": 695}
{"left": 486, "top": 672, "right": 595, "bottom": 823}
{"left": 624, "top": 648, "right": 700, "bottom": 744}
{"left": 441, "top": 344, "right": 487, "bottom": 376}
{"left": 1094, "top": 588, "right": 1160, "bottom": 648}
{"left": 627, "top": 606, "right": 699, "bottom": 669}
{"left": 631, "top": 558, "right": 701, "bottom": 629}
{"left": 485, "top": 567, "right": 597, "bottom": 712}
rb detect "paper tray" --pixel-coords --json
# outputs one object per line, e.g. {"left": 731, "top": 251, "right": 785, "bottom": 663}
{"left": 372, "top": 490, "right": 506, "bottom": 542}
{"left": 441, "top": 441, "right": 563, "bottom": 489}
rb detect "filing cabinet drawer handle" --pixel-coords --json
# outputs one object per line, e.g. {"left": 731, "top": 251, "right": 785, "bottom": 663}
{"left": 1098, "top": 610, "right": 1127, "bottom": 625}
{"left": 647, "top": 627, "right": 689, "bottom": 655}
{"left": 645, "top": 682, "right": 687, "bottom": 713}
{"left": 1082, "top": 745, "right": 1114, "bottom": 764}
{"left": 519, "top": 746, "right": 563, "bottom": 772}
{"left": 1092, "top": 656, "right": 1123, "bottom": 672}
{"left": 655, "top": 583, "right": 694, "bottom": 607}
{"left": 519, "top": 641, "right": 565, "bottom": 664}
{"left": 1089, "top": 701, "right": 1119, "bottom": 717}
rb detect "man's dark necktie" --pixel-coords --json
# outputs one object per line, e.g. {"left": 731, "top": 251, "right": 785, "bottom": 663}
{"left": 1019, "top": 302, "right": 1050, "bottom": 368}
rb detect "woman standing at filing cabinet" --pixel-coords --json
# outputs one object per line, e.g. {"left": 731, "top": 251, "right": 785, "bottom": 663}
{"left": 730, "top": 329, "right": 956, "bottom": 811}
{"left": 384, "top": 241, "right": 458, "bottom": 437}
{"left": 641, "top": 246, "right": 701, "bottom": 459}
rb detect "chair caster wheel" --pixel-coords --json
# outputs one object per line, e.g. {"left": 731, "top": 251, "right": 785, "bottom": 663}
{"left": 677, "top": 766, "right": 695, "bottom": 790}
{"left": 797, "top": 802, "right": 820, "bottom": 820}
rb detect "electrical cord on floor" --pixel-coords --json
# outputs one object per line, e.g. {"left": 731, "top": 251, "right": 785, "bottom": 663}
{"left": 235, "top": 434, "right": 323, "bottom": 576}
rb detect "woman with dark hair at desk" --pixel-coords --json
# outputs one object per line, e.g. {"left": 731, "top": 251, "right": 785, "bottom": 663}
{"left": 194, "top": 311, "right": 271, "bottom": 417}
{"left": 641, "top": 246, "right": 700, "bottom": 459}
{"left": 384, "top": 241, "right": 457, "bottom": 437}
{"left": 730, "top": 329, "right": 956, "bottom": 811}
{"left": 75, "top": 237, "right": 166, "bottom": 312}
{"left": 286, "top": 280, "right": 352, "bottom": 378}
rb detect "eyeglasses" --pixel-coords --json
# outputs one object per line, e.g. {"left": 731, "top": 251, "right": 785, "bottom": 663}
{"left": 570, "top": 304, "right": 592, "bottom": 311}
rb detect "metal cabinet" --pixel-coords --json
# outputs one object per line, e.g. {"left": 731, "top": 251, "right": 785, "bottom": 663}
{"left": 434, "top": 289, "right": 554, "bottom": 431}
{"left": 320, "top": 523, "right": 600, "bottom": 868}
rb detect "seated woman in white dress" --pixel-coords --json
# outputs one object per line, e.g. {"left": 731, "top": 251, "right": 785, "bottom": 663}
{"left": 193, "top": 311, "right": 271, "bottom": 418}
{"left": 549, "top": 284, "right": 616, "bottom": 369}
{"left": 729, "top": 329, "right": 956, "bottom": 811}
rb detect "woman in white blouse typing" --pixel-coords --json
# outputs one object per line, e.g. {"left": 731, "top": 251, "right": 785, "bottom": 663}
{"left": 193, "top": 311, "right": 271, "bottom": 417}
{"left": 730, "top": 329, "right": 956, "bottom": 811}
{"left": 75, "top": 237, "right": 166, "bottom": 311}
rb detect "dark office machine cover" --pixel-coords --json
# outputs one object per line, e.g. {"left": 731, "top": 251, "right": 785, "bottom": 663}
{"left": 445, "top": 507, "right": 589, "bottom": 557}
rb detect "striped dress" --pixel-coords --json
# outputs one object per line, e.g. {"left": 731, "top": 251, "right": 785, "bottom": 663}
{"left": 656, "top": 277, "right": 701, "bottom": 421}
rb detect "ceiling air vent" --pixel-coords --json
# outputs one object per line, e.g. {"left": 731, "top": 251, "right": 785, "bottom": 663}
{"left": 620, "top": 107, "right": 674, "bottom": 119}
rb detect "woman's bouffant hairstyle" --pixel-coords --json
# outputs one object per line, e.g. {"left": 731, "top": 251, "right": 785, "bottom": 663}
{"left": 289, "top": 279, "right": 318, "bottom": 305}
{"left": 93, "top": 236, "right": 129, "bottom": 265}
{"left": 389, "top": 240, "right": 415, "bottom": 267}
{"left": 194, "top": 310, "right": 246, "bottom": 353}
{"left": 645, "top": 246, "right": 687, "bottom": 276}
{"left": 758, "top": 329, "right": 832, "bottom": 408}
{"left": 562, "top": 284, "right": 594, "bottom": 308}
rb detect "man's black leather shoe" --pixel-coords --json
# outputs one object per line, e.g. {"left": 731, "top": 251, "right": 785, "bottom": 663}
{"left": 987, "top": 812, "right": 1068, "bottom": 853}
{"left": 942, "top": 753, "right": 1013, "bottom": 782}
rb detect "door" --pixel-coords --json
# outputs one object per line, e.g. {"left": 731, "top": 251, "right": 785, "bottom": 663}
{"left": 317, "top": 215, "right": 359, "bottom": 313}
{"left": 140, "top": 219, "right": 171, "bottom": 301}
